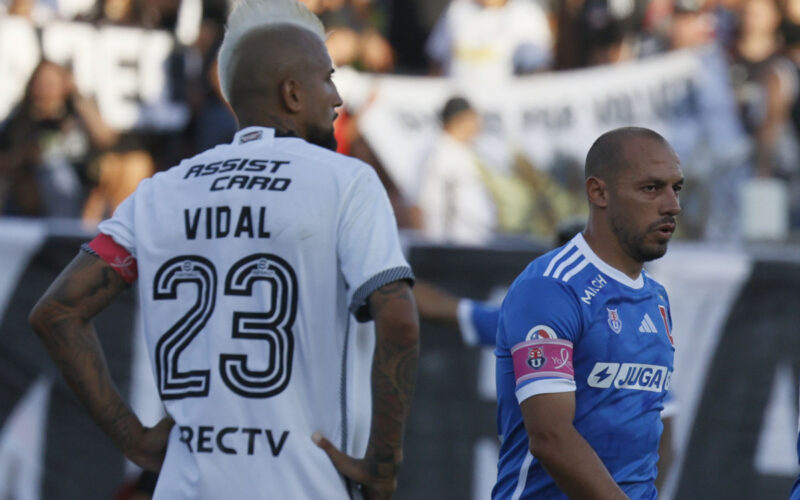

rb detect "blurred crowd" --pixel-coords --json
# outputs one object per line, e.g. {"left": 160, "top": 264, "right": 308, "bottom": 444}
{"left": 3, "top": 0, "right": 800, "bottom": 245}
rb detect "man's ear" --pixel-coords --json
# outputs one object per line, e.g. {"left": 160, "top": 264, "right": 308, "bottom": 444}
{"left": 586, "top": 176, "right": 609, "bottom": 208}
{"left": 280, "top": 78, "right": 302, "bottom": 113}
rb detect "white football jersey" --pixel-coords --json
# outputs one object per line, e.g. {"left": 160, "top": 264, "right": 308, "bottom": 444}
{"left": 97, "top": 127, "right": 413, "bottom": 500}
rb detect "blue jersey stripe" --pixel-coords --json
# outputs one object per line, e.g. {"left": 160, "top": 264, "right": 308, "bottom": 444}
{"left": 511, "top": 452, "right": 534, "bottom": 500}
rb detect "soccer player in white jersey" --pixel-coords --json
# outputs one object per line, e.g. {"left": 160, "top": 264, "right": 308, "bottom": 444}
{"left": 494, "top": 127, "right": 683, "bottom": 499}
{"left": 28, "top": 1, "right": 419, "bottom": 498}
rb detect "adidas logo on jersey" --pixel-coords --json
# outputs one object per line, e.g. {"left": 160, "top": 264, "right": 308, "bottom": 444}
{"left": 638, "top": 313, "right": 658, "bottom": 333}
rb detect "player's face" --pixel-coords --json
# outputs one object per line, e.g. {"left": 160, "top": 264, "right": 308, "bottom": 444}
{"left": 606, "top": 138, "right": 683, "bottom": 263}
{"left": 301, "top": 40, "right": 343, "bottom": 151}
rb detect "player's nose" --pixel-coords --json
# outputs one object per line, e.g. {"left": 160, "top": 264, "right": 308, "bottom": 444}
{"left": 332, "top": 85, "right": 343, "bottom": 109}
{"left": 661, "top": 189, "right": 681, "bottom": 216}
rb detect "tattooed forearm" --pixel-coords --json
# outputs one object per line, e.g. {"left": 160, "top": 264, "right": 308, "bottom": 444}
{"left": 30, "top": 252, "right": 141, "bottom": 452}
{"left": 365, "top": 281, "right": 420, "bottom": 476}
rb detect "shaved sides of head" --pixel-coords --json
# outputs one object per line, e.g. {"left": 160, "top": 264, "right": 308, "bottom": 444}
{"left": 585, "top": 127, "right": 669, "bottom": 182}
{"left": 217, "top": 0, "right": 324, "bottom": 104}
{"left": 227, "top": 24, "right": 322, "bottom": 114}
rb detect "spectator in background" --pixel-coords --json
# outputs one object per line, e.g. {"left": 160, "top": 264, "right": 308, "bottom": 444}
{"left": 81, "top": 145, "right": 156, "bottom": 224}
{"left": 385, "top": 0, "right": 430, "bottom": 74}
{"left": 79, "top": 0, "right": 174, "bottom": 223}
{"left": 0, "top": 60, "right": 117, "bottom": 217}
{"left": 301, "top": 0, "right": 396, "bottom": 73}
{"left": 751, "top": 0, "right": 800, "bottom": 227}
{"left": 711, "top": 0, "right": 745, "bottom": 51}
{"left": 574, "top": 0, "right": 641, "bottom": 67}
{"left": 185, "top": 55, "right": 236, "bottom": 152}
{"left": 670, "top": 0, "right": 717, "bottom": 48}
{"left": 183, "top": 11, "right": 237, "bottom": 153}
{"left": 753, "top": 0, "right": 800, "bottom": 178}
{"left": 728, "top": 0, "right": 783, "bottom": 139}
{"left": 1, "top": 0, "right": 57, "bottom": 23}
{"left": 417, "top": 96, "right": 496, "bottom": 244}
{"left": 652, "top": 0, "right": 752, "bottom": 241}
{"left": 81, "top": 0, "right": 153, "bottom": 26}
{"left": 554, "top": 0, "right": 650, "bottom": 69}
{"left": 416, "top": 95, "right": 584, "bottom": 243}
{"left": 302, "top": 0, "right": 412, "bottom": 226}
{"left": 636, "top": 0, "right": 717, "bottom": 58}
{"left": 78, "top": 0, "right": 182, "bottom": 29}
{"left": 426, "top": 0, "right": 553, "bottom": 82}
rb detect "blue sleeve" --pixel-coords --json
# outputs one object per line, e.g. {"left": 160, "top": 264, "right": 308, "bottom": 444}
{"left": 471, "top": 301, "right": 501, "bottom": 347}
{"left": 498, "top": 276, "right": 583, "bottom": 349}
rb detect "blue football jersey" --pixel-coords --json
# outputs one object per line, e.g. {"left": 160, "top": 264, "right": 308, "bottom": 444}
{"left": 791, "top": 423, "right": 800, "bottom": 499}
{"left": 493, "top": 234, "right": 675, "bottom": 500}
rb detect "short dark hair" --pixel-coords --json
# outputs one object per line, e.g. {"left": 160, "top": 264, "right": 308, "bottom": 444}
{"left": 585, "top": 126, "right": 668, "bottom": 181}
{"left": 440, "top": 96, "right": 473, "bottom": 125}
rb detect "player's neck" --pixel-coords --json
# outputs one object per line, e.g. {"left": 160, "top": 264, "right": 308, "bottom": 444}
{"left": 236, "top": 111, "right": 301, "bottom": 139}
{"left": 582, "top": 226, "right": 643, "bottom": 281}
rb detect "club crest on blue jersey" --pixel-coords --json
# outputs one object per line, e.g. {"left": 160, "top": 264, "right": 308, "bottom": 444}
{"left": 526, "top": 324, "right": 558, "bottom": 340}
{"left": 607, "top": 308, "right": 622, "bottom": 334}
{"left": 527, "top": 347, "right": 546, "bottom": 369}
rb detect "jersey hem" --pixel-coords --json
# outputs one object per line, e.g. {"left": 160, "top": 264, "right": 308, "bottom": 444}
{"left": 80, "top": 243, "right": 98, "bottom": 258}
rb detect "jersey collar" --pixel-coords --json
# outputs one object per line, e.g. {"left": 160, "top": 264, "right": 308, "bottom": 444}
{"left": 232, "top": 127, "right": 276, "bottom": 145}
{"left": 573, "top": 233, "right": 645, "bottom": 289}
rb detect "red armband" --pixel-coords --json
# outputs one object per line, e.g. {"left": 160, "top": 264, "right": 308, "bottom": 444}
{"left": 86, "top": 233, "right": 138, "bottom": 284}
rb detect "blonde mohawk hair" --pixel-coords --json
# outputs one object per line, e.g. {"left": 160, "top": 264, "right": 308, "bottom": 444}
{"left": 217, "top": 0, "right": 325, "bottom": 104}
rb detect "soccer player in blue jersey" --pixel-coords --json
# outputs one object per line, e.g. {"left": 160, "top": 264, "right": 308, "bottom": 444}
{"left": 493, "top": 127, "right": 683, "bottom": 499}
{"left": 791, "top": 429, "right": 800, "bottom": 499}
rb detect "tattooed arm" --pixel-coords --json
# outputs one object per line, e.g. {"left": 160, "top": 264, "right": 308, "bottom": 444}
{"left": 29, "top": 252, "right": 173, "bottom": 472}
{"left": 314, "top": 279, "right": 420, "bottom": 499}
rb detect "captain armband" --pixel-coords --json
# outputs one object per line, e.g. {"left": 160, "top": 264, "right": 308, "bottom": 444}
{"left": 511, "top": 338, "right": 574, "bottom": 385}
{"left": 82, "top": 233, "right": 138, "bottom": 284}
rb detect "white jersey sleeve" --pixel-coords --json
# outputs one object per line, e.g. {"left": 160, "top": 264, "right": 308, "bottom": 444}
{"left": 337, "top": 166, "right": 413, "bottom": 322}
{"left": 97, "top": 186, "right": 140, "bottom": 258}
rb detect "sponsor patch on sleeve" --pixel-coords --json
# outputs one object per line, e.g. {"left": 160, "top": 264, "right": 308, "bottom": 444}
{"left": 511, "top": 338, "right": 574, "bottom": 386}
{"left": 87, "top": 233, "right": 138, "bottom": 284}
{"left": 525, "top": 324, "right": 558, "bottom": 340}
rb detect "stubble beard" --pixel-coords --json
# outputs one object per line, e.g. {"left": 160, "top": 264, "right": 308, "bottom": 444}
{"left": 609, "top": 210, "right": 670, "bottom": 263}
{"left": 307, "top": 124, "right": 338, "bottom": 151}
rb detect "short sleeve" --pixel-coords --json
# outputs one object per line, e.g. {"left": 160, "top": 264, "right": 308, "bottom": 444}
{"left": 96, "top": 189, "right": 138, "bottom": 257}
{"left": 499, "top": 276, "right": 583, "bottom": 403}
{"left": 337, "top": 167, "right": 413, "bottom": 322}
{"left": 457, "top": 299, "right": 500, "bottom": 347}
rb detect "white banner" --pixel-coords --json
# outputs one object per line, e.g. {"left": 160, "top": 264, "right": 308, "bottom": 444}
{"left": 0, "top": 18, "right": 188, "bottom": 131}
{"left": 335, "top": 46, "right": 747, "bottom": 200}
